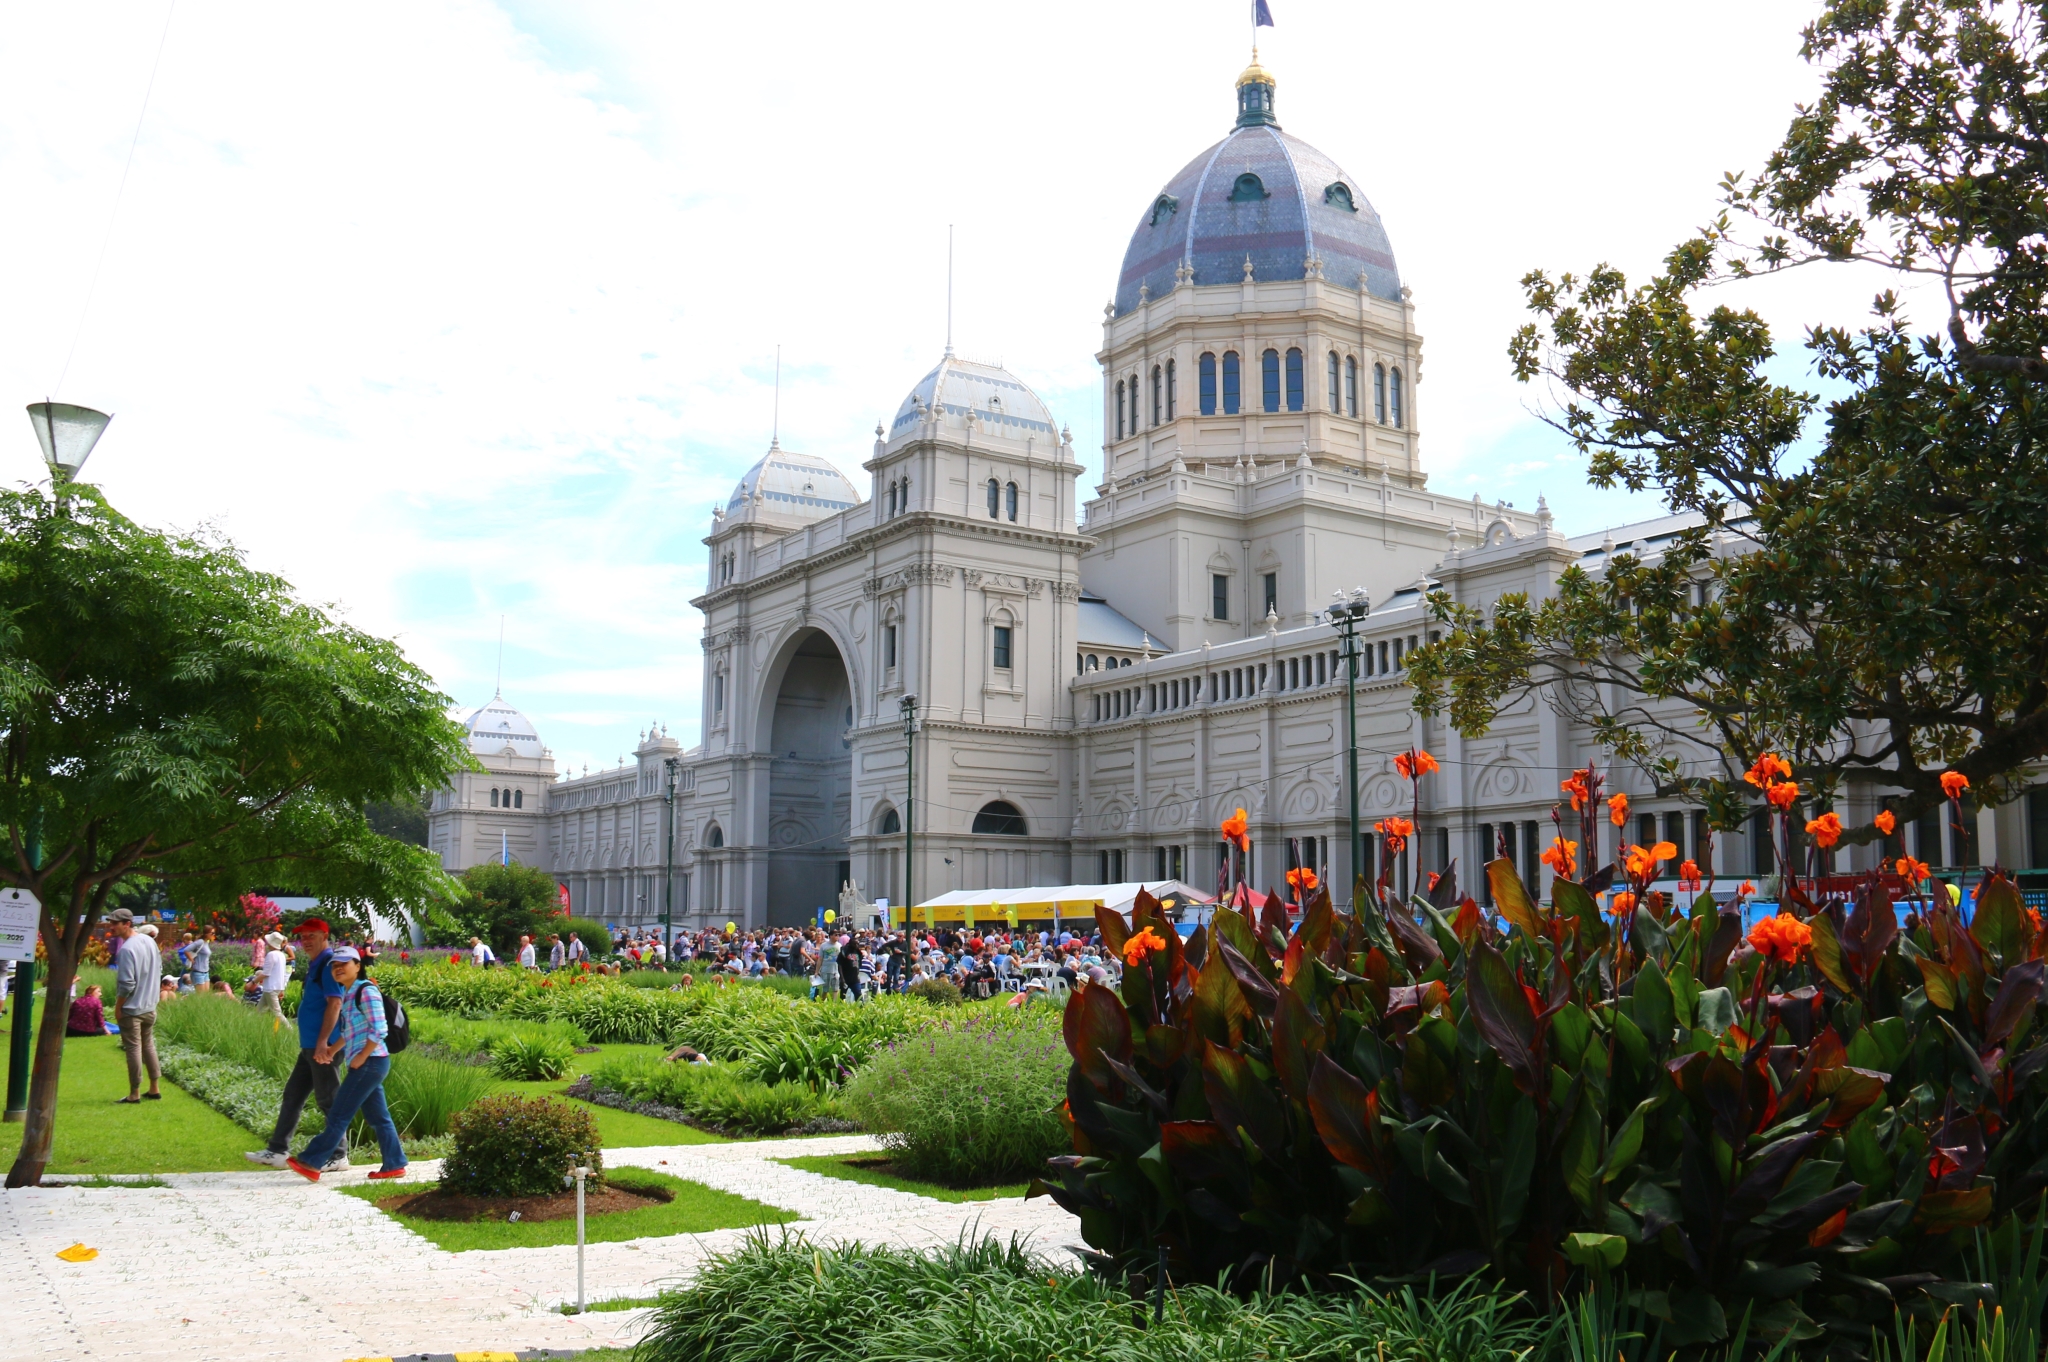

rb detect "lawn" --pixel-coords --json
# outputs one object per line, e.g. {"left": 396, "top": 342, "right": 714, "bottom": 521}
{"left": 773, "top": 1152, "right": 1028, "bottom": 1203}
{"left": 340, "top": 1166, "right": 795, "bottom": 1251}
{"left": 32, "top": 1034, "right": 256, "bottom": 1176}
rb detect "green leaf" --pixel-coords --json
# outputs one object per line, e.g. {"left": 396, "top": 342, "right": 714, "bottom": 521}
{"left": 1695, "top": 986, "right": 1737, "bottom": 1035}
{"left": 1464, "top": 937, "right": 1543, "bottom": 1095}
{"left": 1600, "top": 1093, "right": 1664, "bottom": 1184}
{"left": 1552, "top": 878, "right": 1609, "bottom": 950}
{"left": 1808, "top": 911, "right": 1855, "bottom": 993}
{"left": 1631, "top": 958, "right": 1675, "bottom": 1050}
{"left": 1486, "top": 857, "right": 1543, "bottom": 939}
{"left": 1564, "top": 1231, "right": 1628, "bottom": 1270}
{"left": 1307, "top": 1053, "right": 1381, "bottom": 1174}
{"left": 1062, "top": 981, "right": 1134, "bottom": 1093}
{"left": 1496, "top": 1101, "right": 1538, "bottom": 1234}
{"left": 1974, "top": 876, "right": 2030, "bottom": 970}
{"left": 1561, "top": 1082, "right": 1605, "bottom": 1212}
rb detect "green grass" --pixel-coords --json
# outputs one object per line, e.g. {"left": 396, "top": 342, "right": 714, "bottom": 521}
{"left": 38, "top": 1035, "right": 256, "bottom": 1175}
{"left": 773, "top": 1152, "right": 1027, "bottom": 1203}
{"left": 558, "top": 1294, "right": 664, "bottom": 1314}
{"left": 40, "top": 1173, "right": 172, "bottom": 1188}
{"left": 341, "top": 1166, "right": 795, "bottom": 1251}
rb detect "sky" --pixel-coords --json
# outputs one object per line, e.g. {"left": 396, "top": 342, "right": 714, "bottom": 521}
{"left": 1, "top": 0, "right": 1917, "bottom": 777}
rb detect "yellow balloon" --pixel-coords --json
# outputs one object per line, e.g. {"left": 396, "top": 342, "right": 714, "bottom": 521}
{"left": 824, "top": 909, "right": 837, "bottom": 923}
{"left": 724, "top": 921, "right": 736, "bottom": 933}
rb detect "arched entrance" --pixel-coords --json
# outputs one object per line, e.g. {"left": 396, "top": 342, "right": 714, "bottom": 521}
{"left": 766, "top": 629, "right": 852, "bottom": 925}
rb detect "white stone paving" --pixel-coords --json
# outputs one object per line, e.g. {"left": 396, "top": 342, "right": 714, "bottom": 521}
{"left": 0, "top": 1134, "right": 1080, "bottom": 1362}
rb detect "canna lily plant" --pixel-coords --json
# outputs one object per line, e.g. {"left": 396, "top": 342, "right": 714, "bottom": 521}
{"left": 1037, "top": 793, "right": 2048, "bottom": 1356}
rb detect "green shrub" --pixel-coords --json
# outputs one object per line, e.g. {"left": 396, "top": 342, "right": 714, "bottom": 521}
{"left": 441, "top": 1093, "right": 602, "bottom": 1198}
{"left": 586, "top": 1056, "right": 833, "bottom": 1135}
{"left": 405, "top": 1005, "right": 588, "bottom": 1059}
{"left": 842, "top": 1012, "right": 1066, "bottom": 1185}
{"left": 490, "top": 1033, "right": 575, "bottom": 1081}
{"left": 559, "top": 917, "right": 614, "bottom": 959}
{"left": 155, "top": 993, "right": 299, "bottom": 1080}
{"left": 384, "top": 1052, "right": 501, "bottom": 1137}
{"left": 907, "top": 977, "right": 962, "bottom": 1006}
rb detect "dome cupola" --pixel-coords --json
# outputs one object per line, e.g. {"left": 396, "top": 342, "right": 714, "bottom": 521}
{"left": 1235, "top": 51, "right": 1277, "bottom": 127}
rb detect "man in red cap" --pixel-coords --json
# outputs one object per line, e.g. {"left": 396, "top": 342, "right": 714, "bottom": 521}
{"left": 244, "top": 917, "right": 349, "bottom": 1171}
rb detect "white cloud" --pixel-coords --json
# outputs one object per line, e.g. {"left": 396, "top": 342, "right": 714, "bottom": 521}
{"left": 2, "top": 0, "right": 1928, "bottom": 775}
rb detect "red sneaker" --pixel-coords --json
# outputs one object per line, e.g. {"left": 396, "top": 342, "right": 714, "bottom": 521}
{"left": 366, "top": 1168, "right": 407, "bottom": 1180}
{"left": 285, "top": 1157, "right": 321, "bottom": 1183}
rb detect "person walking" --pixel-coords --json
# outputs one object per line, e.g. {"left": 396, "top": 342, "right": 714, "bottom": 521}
{"left": 189, "top": 929, "right": 214, "bottom": 992}
{"left": 469, "top": 936, "right": 495, "bottom": 968}
{"left": 517, "top": 934, "right": 537, "bottom": 970}
{"left": 108, "top": 909, "right": 163, "bottom": 1103}
{"left": 564, "top": 932, "right": 588, "bottom": 967}
{"left": 547, "top": 932, "right": 565, "bottom": 970}
{"left": 258, "top": 931, "right": 290, "bottom": 1023}
{"left": 286, "top": 947, "right": 406, "bottom": 1183}
{"left": 245, "top": 918, "right": 348, "bottom": 1171}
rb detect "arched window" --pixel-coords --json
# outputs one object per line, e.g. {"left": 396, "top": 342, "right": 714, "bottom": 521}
{"left": 886, "top": 481, "right": 897, "bottom": 516}
{"left": 1229, "top": 172, "right": 1268, "bottom": 202}
{"left": 706, "top": 823, "right": 724, "bottom": 849}
{"left": 1261, "top": 349, "right": 1280, "bottom": 412}
{"left": 489, "top": 788, "right": 500, "bottom": 807}
{"left": 1390, "top": 367, "right": 1405, "bottom": 428}
{"left": 1327, "top": 351, "right": 1341, "bottom": 411}
{"left": 1345, "top": 356, "right": 1358, "bottom": 416}
{"left": 898, "top": 476, "right": 908, "bottom": 511}
{"left": 713, "top": 671, "right": 725, "bottom": 714}
{"left": 513, "top": 789, "right": 523, "bottom": 809}
{"left": 878, "top": 806, "right": 901, "bottom": 835}
{"left": 986, "top": 478, "right": 1000, "bottom": 518}
{"left": 1151, "top": 365, "right": 1162, "bottom": 425}
{"left": 1086, "top": 653, "right": 1099, "bottom": 670}
{"left": 1222, "top": 351, "right": 1241, "bottom": 414}
{"left": 1374, "top": 363, "right": 1387, "bottom": 423}
{"left": 1165, "top": 358, "right": 1176, "bottom": 419}
{"left": 1004, "top": 480, "right": 1018, "bottom": 522}
{"left": 1198, "top": 353, "right": 1217, "bottom": 414}
{"left": 1114, "top": 380, "right": 1125, "bottom": 439}
{"left": 1285, "top": 348, "right": 1304, "bottom": 411}
{"left": 991, "top": 623, "right": 1013, "bottom": 669}
{"left": 972, "top": 801, "right": 1028, "bottom": 835}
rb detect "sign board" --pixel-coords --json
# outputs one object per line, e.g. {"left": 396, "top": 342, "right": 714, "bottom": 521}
{"left": 0, "top": 888, "right": 40, "bottom": 963}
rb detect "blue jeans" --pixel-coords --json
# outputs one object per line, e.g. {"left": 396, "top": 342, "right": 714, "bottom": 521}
{"left": 297, "top": 1054, "right": 405, "bottom": 1172}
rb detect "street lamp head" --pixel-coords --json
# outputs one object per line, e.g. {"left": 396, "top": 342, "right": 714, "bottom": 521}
{"left": 28, "top": 402, "right": 112, "bottom": 480}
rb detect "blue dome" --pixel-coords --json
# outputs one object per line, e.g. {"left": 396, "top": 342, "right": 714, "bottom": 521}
{"left": 1113, "top": 121, "right": 1400, "bottom": 316}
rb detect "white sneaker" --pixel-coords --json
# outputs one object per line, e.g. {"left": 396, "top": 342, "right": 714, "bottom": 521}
{"left": 244, "top": 1150, "right": 289, "bottom": 1169}
{"left": 321, "top": 1154, "right": 350, "bottom": 1173}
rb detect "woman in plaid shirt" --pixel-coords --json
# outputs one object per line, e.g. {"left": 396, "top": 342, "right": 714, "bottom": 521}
{"left": 286, "top": 946, "right": 407, "bottom": 1181}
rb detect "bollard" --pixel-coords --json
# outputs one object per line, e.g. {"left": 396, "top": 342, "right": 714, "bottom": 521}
{"left": 572, "top": 1164, "right": 591, "bottom": 1314}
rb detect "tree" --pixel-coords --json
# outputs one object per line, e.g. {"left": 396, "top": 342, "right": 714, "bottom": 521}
{"left": 366, "top": 792, "right": 429, "bottom": 846}
{"left": 435, "top": 861, "right": 563, "bottom": 956}
{"left": 1, "top": 485, "right": 471, "bottom": 1186}
{"left": 1409, "top": 0, "right": 2048, "bottom": 843}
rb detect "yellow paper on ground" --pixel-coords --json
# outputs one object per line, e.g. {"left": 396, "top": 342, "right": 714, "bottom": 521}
{"left": 55, "top": 1243, "right": 98, "bottom": 1262}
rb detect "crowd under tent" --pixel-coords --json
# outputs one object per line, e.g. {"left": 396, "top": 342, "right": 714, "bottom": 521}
{"left": 893, "top": 881, "right": 1212, "bottom": 929}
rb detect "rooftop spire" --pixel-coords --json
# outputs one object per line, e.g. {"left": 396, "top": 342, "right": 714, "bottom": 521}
{"left": 1235, "top": 49, "right": 1277, "bottom": 128}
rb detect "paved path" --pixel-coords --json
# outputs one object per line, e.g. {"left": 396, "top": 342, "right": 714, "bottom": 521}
{"left": 0, "top": 1136, "right": 1080, "bottom": 1362}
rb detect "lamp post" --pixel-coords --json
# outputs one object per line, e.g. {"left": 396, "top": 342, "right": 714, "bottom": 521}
{"left": 662, "top": 757, "right": 678, "bottom": 946}
{"left": 28, "top": 402, "right": 112, "bottom": 509}
{"left": 1321, "top": 588, "right": 1370, "bottom": 907}
{"left": 900, "top": 694, "right": 918, "bottom": 922}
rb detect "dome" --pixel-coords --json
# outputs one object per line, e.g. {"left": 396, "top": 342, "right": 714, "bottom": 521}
{"left": 1112, "top": 69, "right": 1400, "bottom": 316}
{"left": 458, "top": 697, "right": 543, "bottom": 759}
{"left": 889, "top": 354, "right": 1058, "bottom": 443}
{"left": 726, "top": 446, "right": 862, "bottom": 520}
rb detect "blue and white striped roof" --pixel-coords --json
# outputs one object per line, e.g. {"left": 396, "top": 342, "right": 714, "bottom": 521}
{"left": 726, "top": 446, "right": 862, "bottom": 520}
{"left": 891, "top": 355, "right": 1057, "bottom": 440}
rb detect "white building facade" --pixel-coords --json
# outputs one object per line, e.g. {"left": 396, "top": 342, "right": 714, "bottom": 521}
{"left": 429, "top": 60, "right": 2048, "bottom": 929}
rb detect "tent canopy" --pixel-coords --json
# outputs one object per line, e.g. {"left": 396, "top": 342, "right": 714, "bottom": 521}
{"left": 899, "top": 880, "right": 1212, "bottom": 924}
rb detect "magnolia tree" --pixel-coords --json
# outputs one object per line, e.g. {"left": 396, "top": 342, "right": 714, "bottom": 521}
{"left": 0, "top": 486, "right": 471, "bottom": 1187}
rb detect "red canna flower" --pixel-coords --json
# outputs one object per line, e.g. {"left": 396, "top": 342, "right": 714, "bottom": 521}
{"left": 1873, "top": 809, "right": 1897, "bottom": 837}
{"left": 1896, "top": 856, "right": 1931, "bottom": 886}
{"left": 1748, "top": 910, "right": 1812, "bottom": 964}
{"left": 1678, "top": 860, "right": 1702, "bottom": 891}
{"left": 1738, "top": 880, "right": 1756, "bottom": 897}
{"left": 1286, "top": 867, "right": 1319, "bottom": 894}
{"left": 1608, "top": 792, "right": 1630, "bottom": 826}
{"left": 1608, "top": 891, "right": 1638, "bottom": 919}
{"left": 1941, "top": 771, "right": 1970, "bottom": 800}
{"left": 1560, "top": 769, "right": 1592, "bottom": 812}
{"left": 1220, "top": 807, "right": 1250, "bottom": 852}
{"left": 1122, "top": 927, "right": 1168, "bottom": 968}
{"left": 1767, "top": 780, "right": 1800, "bottom": 812}
{"left": 1539, "top": 837, "right": 1578, "bottom": 879}
{"left": 1374, "top": 816, "right": 1414, "bottom": 855}
{"left": 1805, "top": 812, "right": 1843, "bottom": 849}
{"left": 1394, "top": 749, "right": 1440, "bottom": 780}
{"left": 1624, "top": 841, "right": 1678, "bottom": 880}
{"left": 1745, "top": 752, "right": 1792, "bottom": 789}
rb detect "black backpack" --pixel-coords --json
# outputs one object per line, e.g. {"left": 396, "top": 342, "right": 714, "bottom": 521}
{"left": 352, "top": 980, "right": 409, "bottom": 1054}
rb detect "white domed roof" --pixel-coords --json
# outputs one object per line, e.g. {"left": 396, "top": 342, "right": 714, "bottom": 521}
{"left": 726, "top": 446, "right": 862, "bottom": 521}
{"left": 890, "top": 355, "right": 1056, "bottom": 442}
{"left": 458, "top": 697, "right": 543, "bottom": 759}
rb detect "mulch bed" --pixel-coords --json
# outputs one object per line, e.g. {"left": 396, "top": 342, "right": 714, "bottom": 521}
{"left": 387, "top": 1181, "right": 671, "bottom": 1222}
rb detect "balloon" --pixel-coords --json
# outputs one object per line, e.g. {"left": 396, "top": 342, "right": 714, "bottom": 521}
{"left": 724, "top": 921, "right": 736, "bottom": 934}
{"left": 824, "top": 909, "right": 836, "bottom": 923}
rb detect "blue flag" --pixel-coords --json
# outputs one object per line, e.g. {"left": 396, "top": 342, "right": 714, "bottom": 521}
{"left": 1254, "top": 0, "right": 1274, "bottom": 26}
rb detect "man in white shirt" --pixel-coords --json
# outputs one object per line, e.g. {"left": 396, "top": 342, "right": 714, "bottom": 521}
{"left": 564, "top": 933, "right": 588, "bottom": 965}
{"left": 259, "top": 931, "right": 290, "bottom": 1021}
{"left": 518, "top": 934, "right": 537, "bottom": 969}
{"left": 108, "top": 909, "right": 163, "bottom": 1102}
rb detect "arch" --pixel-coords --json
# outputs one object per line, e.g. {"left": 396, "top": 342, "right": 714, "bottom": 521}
{"left": 513, "top": 789, "right": 523, "bottom": 810}
{"left": 1086, "top": 653, "right": 1099, "bottom": 670}
{"left": 1261, "top": 349, "right": 1280, "bottom": 412}
{"left": 1004, "top": 480, "right": 1018, "bottom": 522}
{"left": 886, "top": 480, "right": 897, "bottom": 516}
{"left": 1323, "top": 182, "right": 1357, "bottom": 212}
{"left": 1345, "top": 355, "right": 1358, "bottom": 416}
{"left": 1327, "top": 351, "right": 1340, "bottom": 412}
{"left": 705, "top": 822, "right": 724, "bottom": 848}
{"left": 1165, "top": 357, "right": 1176, "bottom": 419}
{"left": 1222, "top": 351, "right": 1241, "bottom": 414}
{"left": 1115, "top": 379, "right": 1125, "bottom": 439}
{"left": 1374, "top": 363, "right": 1387, "bottom": 423}
{"left": 1199, "top": 352, "right": 1217, "bottom": 414}
{"left": 1148, "top": 193, "right": 1178, "bottom": 226}
{"left": 876, "top": 805, "right": 901, "bottom": 835}
{"left": 489, "top": 787, "right": 500, "bottom": 808}
{"left": 985, "top": 477, "right": 1000, "bottom": 518}
{"left": 973, "top": 801, "right": 1028, "bottom": 836}
{"left": 1228, "top": 172, "right": 1269, "bottom": 202}
{"left": 1285, "top": 348, "right": 1304, "bottom": 411}
{"left": 1390, "top": 367, "right": 1405, "bottom": 428}
{"left": 1150, "top": 364, "right": 1162, "bottom": 425}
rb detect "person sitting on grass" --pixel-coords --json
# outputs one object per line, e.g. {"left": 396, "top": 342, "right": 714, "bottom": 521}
{"left": 286, "top": 946, "right": 406, "bottom": 1183}
{"left": 66, "top": 984, "right": 108, "bottom": 1037}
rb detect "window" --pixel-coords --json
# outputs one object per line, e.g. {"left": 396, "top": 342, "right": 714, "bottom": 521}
{"left": 1151, "top": 365, "right": 1162, "bottom": 425}
{"left": 1086, "top": 653, "right": 1099, "bottom": 670}
{"left": 878, "top": 806, "right": 901, "bottom": 835}
{"left": 886, "top": 481, "right": 897, "bottom": 516}
{"left": 1229, "top": 172, "right": 1268, "bottom": 202}
{"left": 1345, "top": 356, "right": 1357, "bottom": 415}
{"left": 1390, "top": 367, "right": 1405, "bottom": 428}
{"left": 707, "top": 823, "right": 724, "bottom": 849}
{"left": 986, "top": 478, "right": 1000, "bottom": 519}
{"left": 884, "top": 624, "right": 897, "bottom": 669}
{"left": 1327, "top": 351, "right": 1340, "bottom": 411}
{"left": 713, "top": 672, "right": 725, "bottom": 713}
{"left": 973, "top": 801, "right": 1027, "bottom": 835}
{"left": 1005, "top": 481, "right": 1018, "bottom": 522}
{"left": 1261, "top": 349, "right": 1280, "bottom": 412}
{"left": 1262, "top": 572, "right": 1278, "bottom": 618}
{"left": 1374, "top": 363, "right": 1387, "bottom": 423}
{"left": 490, "top": 788, "right": 500, "bottom": 808}
{"left": 2029, "top": 788, "right": 2048, "bottom": 868}
{"left": 513, "top": 789, "right": 522, "bottom": 809}
{"left": 1199, "top": 353, "right": 1217, "bottom": 414}
{"left": 991, "top": 624, "right": 1013, "bottom": 669}
{"left": 1222, "top": 351, "right": 1241, "bottom": 414}
{"left": 1099, "top": 848, "right": 1126, "bottom": 880}
{"left": 1324, "top": 182, "right": 1357, "bottom": 212}
{"left": 1165, "top": 358, "right": 1176, "bottom": 419}
{"left": 1115, "top": 380, "right": 1125, "bottom": 439}
{"left": 1637, "top": 812, "right": 1656, "bottom": 852}
{"left": 1285, "top": 348, "right": 1304, "bottom": 411}
{"left": 898, "top": 476, "right": 909, "bottom": 511}
{"left": 1212, "top": 573, "right": 1230, "bottom": 620}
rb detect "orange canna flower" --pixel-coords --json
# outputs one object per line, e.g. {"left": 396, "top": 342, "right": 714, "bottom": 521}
{"left": 1374, "top": 816, "right": 1414, "bottom": 854}
{"left": 1873, "top": 809, "right": 1897, "bottom": 837}
{"left": 1745, "top": 752, "right": 1792, "bottom": 789}
{"left": 1122, "top": 927, "right": 1168, "bottom": 968}
{"left": 1560, "top": 769, "right": 1591, "bottom": 812}
{"left": 1805, "top": 812, "right": 1843, "bottom": 849}
{"left": 1609, "top": 891, "right": 1639, "bottom": 919}
{"left": 1394, "top": 748, "right": 1440, "bottom": 780}
{"left": 1678, "top": 859, "right": 1702, "bottom": 890}
{"left": 1539, "top": 837, "right": 1578, "bottom": 879}
{"left": 1895, "top": 856, "right": 1931, "bottom": 886}
{"left": 1286, "top": 866, "right": 1319, "bottom": 894}
{"left": 1624, "top": 840, "right": 1679, "bottom": 880}
{"left": 1739, "top": 880, "right": 1756, "bottom": 897}
{"left": 1767, "top": 780, "right": 1800, "bottom": 811}
{"left": 1748, "top": 910, "right": 1812, "bottom": 965}
{"left": 1608, "top": 792, "right": 1631, "bottom": 826}
{"left": 1220, "top": 807, "right": 1250, "bottom": 852}
{"left": 2028, "top": 907, "right": 2043, "bottom": 936}
{"left": 1941, "top": 771, "right": 1970, "bottom": 800}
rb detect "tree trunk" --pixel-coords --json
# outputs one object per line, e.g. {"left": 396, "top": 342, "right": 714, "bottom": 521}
{"left": 6, "top": 943, "right": 80, "bottom": 1188}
